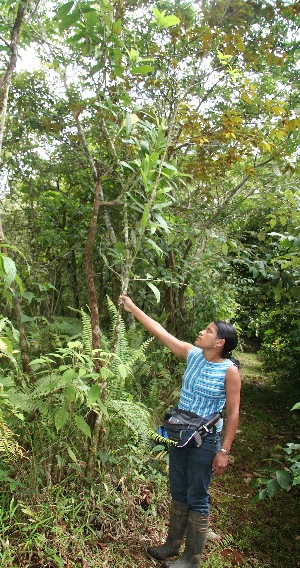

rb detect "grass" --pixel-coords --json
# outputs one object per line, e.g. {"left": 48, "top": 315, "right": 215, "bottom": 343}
{"left": 1, "top": 350, "right": 300, "bottom": 567}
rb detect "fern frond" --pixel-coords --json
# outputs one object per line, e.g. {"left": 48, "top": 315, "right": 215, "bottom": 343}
{"left": 80, "top": 309, "right": 93, "bottom": 358}
{"left": 149, "top": 429, "right": 176, "bottom": 446}
{"left": 106, "top": 296, "right": 129, "bottom": 367}
{"left": 0, "top": 417, "right": 25, "bottom": 460}
{"left": 106, "top": 296, "right": 120, "bottom": 338}
{"left": 125, "top": 337, "right": 153, "bottom": 370}
{"left": 219, "top": 534, "right": 234, "bottom": 548}
{"left": 108, "top": 399, "right": 151, "bottom": 442}
{"left": 42, "top": 317, "right": 83, "bottom": 342}
{"left": 147, "top": 380, "right": 160, "bottom": 410}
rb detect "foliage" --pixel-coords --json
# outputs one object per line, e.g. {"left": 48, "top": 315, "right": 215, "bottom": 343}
{"left": 0, "top": 300, "right": 155, "bottom": 485}
{"left": 256, "top": 401, "right": 300, "bottom": 500}
{"left": 0, "top": 350, "right": 299, "bottom": 567}
{"left": 0, "top": 1, "right": 300, "bottom": 563}
{"left": 1, "top": 0, "right": 299, "bottom": 325}
{"left": 0, "top": 419, "right": 24, "bottom": 461}
{"left": 256, "top": 442, "right": 300, "bottom": 501}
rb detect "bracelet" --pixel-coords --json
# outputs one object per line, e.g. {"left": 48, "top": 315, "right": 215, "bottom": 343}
{"left": 219, "top": 448, "right": 230, "bottom": 456}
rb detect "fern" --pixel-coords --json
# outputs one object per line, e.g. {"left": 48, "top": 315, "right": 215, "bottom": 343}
{"left": 0, "top": 417, "right": 25, "bottom": 460}
{"left": 147, "top": 379, "right": 160, "bottom": 410}
{"left": 42, "top": 317, "right": 83, "bottom": 339}
{"left": 106, "top": 296, "right": 128, "bottom": 368}
{"left": 80, "top": 309, "right": 93, "bottom": 358}
{"left": 150, "top": 428, "right": 176, "bottom": 447}
{"left": 108, "top": 398, "right": 151, "bottom": 442}
{"left": 0, "top": 300, "right": 157, "bottom": 472}
{"left": 105, "top": 296, "right": 153, "bottom": 384}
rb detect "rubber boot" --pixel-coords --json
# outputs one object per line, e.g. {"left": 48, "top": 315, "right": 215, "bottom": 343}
{"left": 161, "top": 510, "right": 209, "bottom": 568}
{"left": 147, "top": 500, "right": 189, "bottom": 560}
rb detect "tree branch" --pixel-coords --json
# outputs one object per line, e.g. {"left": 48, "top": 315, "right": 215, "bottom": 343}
{"left": 0, "top": 1, "right": 30, "bottom": 102}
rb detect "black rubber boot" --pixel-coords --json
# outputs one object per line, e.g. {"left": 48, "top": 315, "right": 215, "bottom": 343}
{"left": 161, "top": 510, "right": 209, "bottom": 568}
{"left": 147, "top": 500, "right": 189, "bottom": 560}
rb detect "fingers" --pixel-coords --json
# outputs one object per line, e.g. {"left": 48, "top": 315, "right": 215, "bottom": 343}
{"left": 118, "top": 295, "right": 133, "bottom": 311}
{"left": 212, "top": 455, "right": 228, "bottom": 476}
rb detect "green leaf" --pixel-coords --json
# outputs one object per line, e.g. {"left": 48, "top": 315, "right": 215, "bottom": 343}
{"left": 74, "top": 415, "right": 91, "bottom": 439}
{"left": 144, "top": 237, "right": 164, "bottom": 256}
{"left": 258, "top": 488, "right": 268, "bottom": 500}
{"left": 291, "top": 402, "right": 300, "bottom": 411}
{"left": 241, "top": 92, "right": 253, "bottom": 104}
{"left": 126, "top": 112, "right": 132, "bottom": 135}
{"left": 168, "top": 232, "right": 175, "bottom": 245}
{"left": 120, "top": 161, "right": 136, "bottom": 172}
{"left": 160, "top": 15, "right": 180, "bottom": 29}
{"left": 142, "top": 203, "right": 150, "bottom": 230}
{"left": 97, "top": 399, "right": 109, "bottom": 418}
{"left": 100, "top": 367, "right": 112, "bottom": 380}
{"left": 30, "top": 358, "right": 50, "bottom": 365}
{"left": 276, "top": 469, "right": 291, "bottom": 491}
{"left": 2, "top": 256, "right": 16, "bottom": 288}
{"left": 152, "top": 7, "right": 163, "bottom": 20}
{"left": 141, "top": 169, "right": 148, "bottom": 188}
{"left": 65, "top": 385, "right": 76, "bottom": 404}
{"left": 67, "top": 447, "right": 78, "bottom": 463}
{"left": 55, "top": 1, "right": 74, "bottom": 20}
{"left": 131, "top": 65, "right": 154, "bottom": 75}
{"left": 55, "top": 408, "right": 69, "bottom": 432}
{"left": 118, "top": 363, "right": 128, "bottom": 379}
{"left": 87, "top": 384, "right": 100, "bottom": 405}
{"left": 222, "top": 243, "right": 229, "bottom": 255}
{"left": 61, "top": 369, "right": 76, "bottom": 384}
{"left": 15, "top": 274, "right": 24, "bottom": 294}
{"left": 128, "top": 48, "right": 140, "bottom": 63}
{"left": 154, "top": 213, "right": 169, "bottom": 233}
{"left": 280, "top": 216, "right": 287, "bottom": 226}
{"left": 146, "top": 282, "right": 160, "bottom": 303}
{"left": 266, "top": 478, "right": 279, "bottom": 497}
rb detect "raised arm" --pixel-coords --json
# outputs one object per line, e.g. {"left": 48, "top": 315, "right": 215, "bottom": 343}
{"left": 118, "top": 295, "right": 192, "bottom": 359}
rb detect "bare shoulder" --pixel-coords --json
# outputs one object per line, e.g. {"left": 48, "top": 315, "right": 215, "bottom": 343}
{"left": 177, "top": 341, "right": 194, "bottom": 359}
{"left": 225, "top": 364, "right": 241, "bottom": 387}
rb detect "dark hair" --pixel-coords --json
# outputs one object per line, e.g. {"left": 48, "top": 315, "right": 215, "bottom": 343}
{"left": 213, "top": 321, "right": 239, "bottom": 368}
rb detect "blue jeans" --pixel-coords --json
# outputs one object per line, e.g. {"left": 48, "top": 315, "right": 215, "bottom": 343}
{"left": 168, "top": 432, "right": 221, "bottom": 515}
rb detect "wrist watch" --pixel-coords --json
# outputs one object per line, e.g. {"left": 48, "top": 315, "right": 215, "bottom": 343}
{"left": 219, "top": 448, "right": 230, "bottom": 456}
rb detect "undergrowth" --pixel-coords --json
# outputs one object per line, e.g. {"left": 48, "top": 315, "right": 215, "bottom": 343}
{"left": 1, "top": 339, "right": 299, "bottom": 567}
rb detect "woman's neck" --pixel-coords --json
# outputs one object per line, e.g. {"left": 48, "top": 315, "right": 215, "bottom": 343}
{"left": 202, "top": 348, "right": 225, "bottom": 363}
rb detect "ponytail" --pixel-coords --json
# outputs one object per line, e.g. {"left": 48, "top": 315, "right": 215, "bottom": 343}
{"left": 213, "top": 320, "right": 240, "bottom": 369}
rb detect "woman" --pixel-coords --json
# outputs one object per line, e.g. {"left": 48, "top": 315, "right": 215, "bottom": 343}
{"left": 118, "top": 295, "right": 241, "bottom": 568}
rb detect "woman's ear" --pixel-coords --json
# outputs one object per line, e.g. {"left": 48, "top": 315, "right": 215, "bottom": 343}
{"left": 215, "top": 338, "right": 225, "bottom": 348}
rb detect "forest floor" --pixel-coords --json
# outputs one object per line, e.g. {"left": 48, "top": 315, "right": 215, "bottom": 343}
{"left": 95, "top": 350, "right": 300, "bottom": 568}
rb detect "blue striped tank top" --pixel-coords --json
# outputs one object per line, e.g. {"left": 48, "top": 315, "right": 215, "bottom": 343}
{"left": 178, "top": 346, "right": 234, "bottom": 432}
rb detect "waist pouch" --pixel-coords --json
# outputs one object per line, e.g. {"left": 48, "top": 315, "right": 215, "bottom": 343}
{"left": 162, "top": 406, "right": 221, "bottom": 448}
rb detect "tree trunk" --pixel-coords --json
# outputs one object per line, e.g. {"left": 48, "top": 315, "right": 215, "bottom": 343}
{"left": 70, "top": 249, "right": 80, "bottom": 311}
{"left": 85, "top": 180, "right": 102, "bottom": 368}
{"left": 164, "top": 251, "right": 176, "bottom": 333}
{"left": 0, "top": 0, "right": 29, "bottom": 115}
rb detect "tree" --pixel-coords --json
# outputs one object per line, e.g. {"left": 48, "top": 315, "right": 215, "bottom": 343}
{"left": 1, "top": 0, "right": 299, "bottom": 472}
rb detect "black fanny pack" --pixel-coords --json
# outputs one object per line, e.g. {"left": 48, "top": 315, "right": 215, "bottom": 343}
{"left": 162, "top": 406, "right": 221, "bottom": 448}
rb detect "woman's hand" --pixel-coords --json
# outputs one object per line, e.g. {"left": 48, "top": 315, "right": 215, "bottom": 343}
{"left": 211, "top": 451, "right": 229, "bottom": 476}
{"left": 118, "top": 295, "right": 135, "bottom": 313}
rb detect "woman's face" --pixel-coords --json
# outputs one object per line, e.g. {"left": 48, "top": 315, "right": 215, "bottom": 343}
{"left": 195, "top": 322, "right": 221, "bottom": 349}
